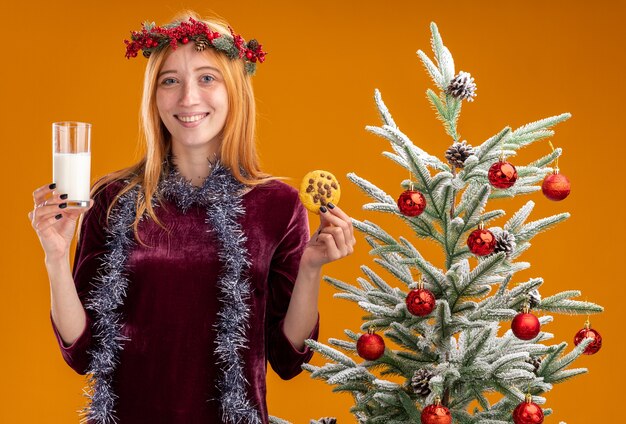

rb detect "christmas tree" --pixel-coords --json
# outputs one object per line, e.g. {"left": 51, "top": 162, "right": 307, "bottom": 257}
{"left": 300, "top": 23, "right": 603, "bottom": 424}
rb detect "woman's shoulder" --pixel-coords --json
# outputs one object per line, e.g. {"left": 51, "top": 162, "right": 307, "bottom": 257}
{"left": 245, "top": 179, "right": 307, "bottom": 234}
{"left": 90, "top": 174, "right": 133, "bottom": 207}
{"left": 248, "top": 178, "right": 299, "bottom": 202}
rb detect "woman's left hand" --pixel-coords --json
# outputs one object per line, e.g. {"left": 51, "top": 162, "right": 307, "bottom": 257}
{"left": 299, "top": 203, "right": 356, "bottom": 271}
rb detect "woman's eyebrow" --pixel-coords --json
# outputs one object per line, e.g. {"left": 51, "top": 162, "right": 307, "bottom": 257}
{"left": 158, "top": 69, "right": 176, "bottom": 77}
{"left": 158, "top": 66, "right": 222, "bottom": 78}
{"left": 195, "top": 66, "right": 222, "bottom": 75}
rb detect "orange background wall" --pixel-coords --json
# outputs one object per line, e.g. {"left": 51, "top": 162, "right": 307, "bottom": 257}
{"left": 2, "top": 0, "right": 624, "bottom": 422}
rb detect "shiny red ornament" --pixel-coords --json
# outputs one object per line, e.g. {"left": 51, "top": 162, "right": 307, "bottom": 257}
{"left": 406, "top": 288, "right": 436, "bottom": 316}
{"left": 574, "top": 325, "right": 602, "bottom": 355}
{"left": 513, "top": 398, "right": 544, "bottom": 424}
{"left": 421, "top": 403, "right": 452, "bottom": 424}
{"left": 182, "top": 37, "right": 189, "bottom": 44}
{"left": 511, "top": 312, "right": 541, "bottom": 340}
{"left": 488, "top": 161, "right": 518, "bottom": 189}
{"left": 542, "top": 171, "right": 571, "bottom": 201}
{"left": 357, "top": 331, "right": 385, "bottom": 361}
{"left": 467, "top": 228, "right": 496, "bottom": 256}
{"left": 397, "top": 189, "right": 427, "bottom": 217}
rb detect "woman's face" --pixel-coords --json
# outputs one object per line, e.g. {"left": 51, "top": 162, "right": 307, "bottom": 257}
{"left": 156, "top": 43, "right": 229, "bottom": 152}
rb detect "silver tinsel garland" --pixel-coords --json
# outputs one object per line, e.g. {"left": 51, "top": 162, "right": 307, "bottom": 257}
{"left": 80, "top": 159, "right": 261, "bottom": 424}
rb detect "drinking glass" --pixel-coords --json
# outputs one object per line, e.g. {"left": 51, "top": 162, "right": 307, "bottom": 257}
{"left": 52, "top": 121, "right": 91, "bottom": 208}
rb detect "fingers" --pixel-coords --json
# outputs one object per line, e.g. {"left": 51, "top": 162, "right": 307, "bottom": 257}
{"left": 318, "top": 205, "right": 356, "bottom": 254}
{"left": 319, "top": 225, "right": 347, "bottom": 255}
{"left": 29, "top": 186, "right": 85, "bottom": 229}
{"left": 325, "top": 203, "right": 349, "bottom": 221}
{"left": 314, "top": 205, "right": 356, "bottom": 261}
{"left": 327, "top": 204, "right": 355, "bottom": 241}
{"left": 34, "top": 211, "right": 65, "bottom": 234}
{"left": 32, "top": 182, "right": 57, "bottom": 208}
{"left": 29, "top": 190, "right": 67, "bottom": 227}
{"left": 316, "top": 233, "right": 343, "bottom": 261}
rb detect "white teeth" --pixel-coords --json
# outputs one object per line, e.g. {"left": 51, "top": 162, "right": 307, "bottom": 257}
{"left": 177, "top": 114, "right": 207, "bottom": 123}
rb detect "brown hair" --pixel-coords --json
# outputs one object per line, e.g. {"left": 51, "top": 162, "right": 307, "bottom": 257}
{"left": 84, "top": 11, "right": 278, "bottom": 246}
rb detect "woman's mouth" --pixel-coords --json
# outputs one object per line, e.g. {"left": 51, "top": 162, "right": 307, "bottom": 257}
{"left": 176, "top": 113, "right": 209, "bottom": 123}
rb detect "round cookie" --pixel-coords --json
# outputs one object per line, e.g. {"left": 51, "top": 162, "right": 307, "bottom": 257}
{"left": 299, "top": 170, "right": 341, "bottom": 214}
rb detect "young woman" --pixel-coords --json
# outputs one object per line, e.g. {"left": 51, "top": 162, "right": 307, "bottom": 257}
{"left": 28, "top": 12, "right": 355, "bottom": 423}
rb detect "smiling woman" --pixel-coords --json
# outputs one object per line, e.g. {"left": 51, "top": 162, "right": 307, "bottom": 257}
{"left": 156, "top": 46, "right": 229, "bottom": 179}
{"left": 27, "top": 9, "right": 356, "bottom": 424}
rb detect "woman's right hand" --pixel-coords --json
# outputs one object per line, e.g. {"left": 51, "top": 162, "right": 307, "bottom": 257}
{"left": 28, "top": 183, "right": 93, "bottom": 262}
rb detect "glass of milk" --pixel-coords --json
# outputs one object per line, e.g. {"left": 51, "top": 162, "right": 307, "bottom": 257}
{"left": 52, "top": 122, "right": 91, "bottom": 208}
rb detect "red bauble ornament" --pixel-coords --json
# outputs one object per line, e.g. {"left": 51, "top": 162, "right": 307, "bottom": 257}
{"left": 421, "top": 402, "right": 452, "bottom": 424}
{"left": 467, "top": 227, "right": 496, "bottom": 256}
{"left": 488, "top": 161, "right": 518, "bottom": 189}
{"left": 406, "top": 288, "right": 436, "bottom": 316}
{"left": 511, "top": 312, "right": 541, "bottom": 340}
{"left": 397, "top": 189, "right": 427, "bottom": 217}
{"left": 357, "top": 331, "right": 385, "bottom": 361}
{"left": 513, "top": 396, "right": 544, "bottom": 424}
{"left": 542, "top": 171, "right": 571, "bottom": 201}
{"left": 574, "top": 324, "right": 602, "bottom": 355}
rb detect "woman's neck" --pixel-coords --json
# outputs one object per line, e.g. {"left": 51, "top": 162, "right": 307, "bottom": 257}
{"left": 170, "top": 145, "right": 219, "bottom": 187}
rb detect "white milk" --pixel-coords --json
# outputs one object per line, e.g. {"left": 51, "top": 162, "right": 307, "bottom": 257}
{"left": 53, "top": 152, "right": 91, "bottom": 205}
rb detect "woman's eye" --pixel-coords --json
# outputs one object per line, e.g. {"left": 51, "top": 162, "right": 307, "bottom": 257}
{"left": 161, "top": 77, "right": 177, "bottom": 85}
{"left": 201, "top": 75, "right": 215, "bottom": 83}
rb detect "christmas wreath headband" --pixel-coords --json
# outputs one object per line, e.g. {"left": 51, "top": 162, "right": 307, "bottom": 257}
{"left": 124, "top": 17, "right": 266, "bottom": 75}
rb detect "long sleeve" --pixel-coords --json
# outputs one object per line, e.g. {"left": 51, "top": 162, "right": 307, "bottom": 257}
{"left": 265, "top": 195, "right": 320, "bottom": 380}
{"left": 50, "top": 182, "right": 113, "bottom": 375}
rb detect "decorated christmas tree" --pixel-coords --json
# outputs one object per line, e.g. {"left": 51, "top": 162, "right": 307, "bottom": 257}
{"left": 300, "top": 23, "right": 603, "bottom": 424}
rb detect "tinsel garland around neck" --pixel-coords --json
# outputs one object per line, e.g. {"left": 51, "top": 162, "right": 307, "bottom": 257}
{"left": 159, "top": 157, "right": 244, "bottom": 212}
{"left": 81, "top": 158, "right": 262, "bottom": 424}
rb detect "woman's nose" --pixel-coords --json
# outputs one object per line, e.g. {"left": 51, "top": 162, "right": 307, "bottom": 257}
{"left": 179, "top": 82, "right": 200, "bottom": 106}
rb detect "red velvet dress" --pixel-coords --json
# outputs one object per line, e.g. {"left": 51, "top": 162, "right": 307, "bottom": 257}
{"left": 50, "top": 177, "right": 319, "bottom": 423}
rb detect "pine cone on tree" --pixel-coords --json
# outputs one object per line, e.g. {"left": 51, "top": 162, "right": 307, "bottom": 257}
{"left": 355, "top": 412, "right": 367, "bottom": 424}
{"left": 528, "top": 289, "right": 542, "bottom": 309}
{"left": 526, "top": 356, "right": 543, "bottom": 374}
{"left": 312, "top": 418, "right": 337, "bottom": 424}
{"left": 445, "top": 140, "right": 475, "bottom": 169}
{"left": 195, "top": 35, "right": 210, "bottom": 52}
{"left": 492, "top": 229, "right": 516, "bottom": 257}
{"left": 410, "top": 368, "right": 434, "bottom": 397}
{"left": 446, "top": 71, "right": 477, "bottom": 102}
